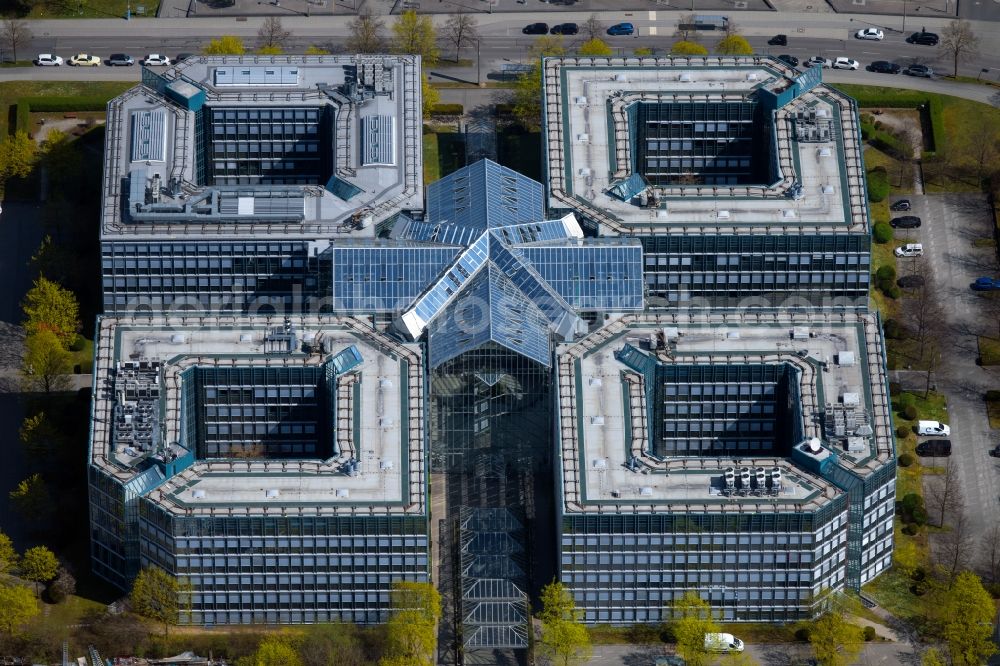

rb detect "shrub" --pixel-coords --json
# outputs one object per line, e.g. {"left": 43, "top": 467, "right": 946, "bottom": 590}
{"left": 902, "top": 523, "right": 919, "bottom": 536}
{"left": 867, "top": 167, "right": 890, "bottom": 202}
{"left": 430, "top": 103, "right": 463, "bottom": 116}
{"left": 987, "top": 583, "right": 1000, "bottom": 599}
{"left": 986, "top": 389, "right": 1000, "bottom": 402}
{"left": 898, "top": 452, "right": 915, "bottom": 467}
{"left": 911, "top": 567, "right": 927, "bottom": 582}
{"left": 889, "top": 381, "right": 901, "bottom": 394}
{"left": 863, "top": 626, "right": 877, "bottom": 641}
{"left": 883, "top": 319, "right": 903, "bottom": 339}
{"left": 903, "top": 404, "right": 918, "bottom": 420}
{"left": 69, "top": 334, "right": 85, "bottom": 352}
{"left": 899, "top": 392, "right": 917, "bottom": 410}
{"left": 875, "top": 265, "right": 896, "bottom": 282}
{"left": 896, "top": 425, "right": 911, "bottom": 439}
{"left": 884, "top": 285, "right": 901, "bottom": 299}
{"left": 794, "top": 627, "right": 810, "bottom": 642}
{"left": 873, "top": 222, "right": 893, "bottom": 244}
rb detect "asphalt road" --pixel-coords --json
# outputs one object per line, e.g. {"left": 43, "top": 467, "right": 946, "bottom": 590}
{"left": 11, "top": 9, "right": 1000, "bottom": 81}
{"left": 585, "top": 642, "right": 921, "bottom": 665}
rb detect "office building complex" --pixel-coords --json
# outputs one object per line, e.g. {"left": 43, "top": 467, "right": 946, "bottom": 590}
{"left": 89, "top": 54, "right": 894, "bottom": 638}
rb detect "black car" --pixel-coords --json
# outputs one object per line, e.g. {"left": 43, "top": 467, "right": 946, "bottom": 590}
{"left": 907, "top": 31, "right": 939, "bottom": 45}
{"left": 904, "top": 63, "right": 933, "bottom": 78}
{"left": 175, "top": 53, "right": 196, "bottom": 63}
{"left": 777, "top": 54, "right": 799, "bottom": 67}
{"left": 989, "top": 445, "right": 1000, "bottom": 457}
{"left": 550, "top": 23, "right": 578, "bottom": 35}
{"left": 108, "top": 53, "right": 134, "bottom": 66}
{"left": 890, "top": 199, "right": 912, "bottom": 212}
{"left": 916, "top": 440, "right": 952, "bottom": 457}
{"left": 891, "top": 215, "right": 921, "bottom": 229}
{"left": 768, "top": 34, "right": 788, "bottom": 46}
{"left": 868, "top": 60, "right": 900, "bottom": 74}
{"left": 897, "top": 275, "right": 926, "bottom": 289}
{"left": 522, "top": 22, "right": 549, "bottom": 35}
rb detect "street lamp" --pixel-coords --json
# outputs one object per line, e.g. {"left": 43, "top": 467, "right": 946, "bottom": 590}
{"left": 476, "top": 37, "right": 482, "bottom": 87}
{"left": 902, "top": 0, "right": 907, "bottom": 34}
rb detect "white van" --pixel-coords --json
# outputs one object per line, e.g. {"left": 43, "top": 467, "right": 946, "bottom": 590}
{"left": 894, "top": 243, "right": 923, "bottom": 257}
{"left": 917, "top": 420, "right": 950, "bottom": 436}
{"left": 704, "top": 633, "right": 745, "bottom": 653}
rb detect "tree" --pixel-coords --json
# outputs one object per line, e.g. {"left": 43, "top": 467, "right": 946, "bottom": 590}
{"left": 939, "top": 19, "right": 978, "bottom": 78}
{"left": 21, "top": 330, "right": 73, "bottom": 394}
{"left": 257, "top": 16, "right": 290, "bottom": 51}
{"left": 1, "top": 131, "right": 36, "bottom": 181}
{"left": 0, "top": 532, "right": 17, "bottom": 575}
{"left": 21, "top": 275, "right": 80, "bottom": 345}
{"left": 675, "top": 14, "right": 698, "bottom": 41}
{"left": 582, "top": 14, "right": 603, "bottom": 40}
{"left": 936, "top": 505, "right": 974, "bottom": 584}
{"left": 19, "top": 546, "right": 58, "bottom": 596}
{"left": 202, "top": 36, "right": 245, "bottom": 55}
{"left": 666, "top": 591, "right": 719, "bottom": 666}
{"left": 977, "top": 523, "right": 1000, "bottom": 585}
{"left": 925, "top": 456, "right": 962, "bottom": 528}
{"left": 512, "top": 37, "right": 566, "bottom": 129}
{"left": 537, "top": 581, "right": 592, "bottom": 666}
{"left": 921, "top": 648, "right": 946, "bottom": 666}
{"left": 299, "top": 623, "right": 366, "bottom": 666}
{"left": 391, "top": 10, "right": 439, "bottom": 66}
{"left": 46, "top": 566, "right": 76, "bottom": 603}
{"left": 347, "top": 7, "right": 385, "bottom": 54}
{"left": 246, "top": 637, "right": 301, "bottom": 666}
{"left": 9, "top": 473, "right": 55, "bottom": 525}
{"left": 383, "top": 581, "right": 440, "bottom": 664}
{"left": 808, "top": 611, "right": 864, "bottom": 666}
{"left": 2, "top": 19, "right": 30, "bottom": 62}
{"left": 422, "top": 75, "right": 439, "bottom": 118}
{"left": 928, "top": 571, "right": 998, "bottom": 665}
{"left": 444, "top": 13, "right": 478, "bottom": 63}
{"left": 0, "top": 584, "right": 38, "bottom": 637}
{"left": 130, "top": 566, "right": 181, "bottom": 637}
{"left": 671, "top": 41, "right": 709, "bottom": 56}
{"left": 19, "top": 411, "right": 62, "bottom": 460}
{"left": 578, "top": 38, "right": 613, "bottom": 57}
{"left": 969, "top": 122, "right": 1000, "bottom": 182}
{"left": 715, "top": 34, "right": 753, "bottom": 55}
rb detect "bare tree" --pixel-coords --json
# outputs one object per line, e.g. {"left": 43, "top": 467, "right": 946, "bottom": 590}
{"left": 582, "top": 14, "right": 603, "bottom": 40}
{"left": 939, "top": 19, "right": 979, "bottom": 78}
{"left": 902, "top": 268, "right": 945, "bottom": 363}
{"left": 723, "top": 19, "right": 740, "bottom": 37}
{"left": 675, "top": 14, "right": 698, "bottom": 41}
{"left": 2, "top": 19, "right": 31, "bottom": 63}
{"left": 257, "top": 16, "right": 291, "bottom": 51}
{"left": 978, "top": 524, "right": 1000, "bottom": 585}
{"left": 969, "top": 123, "right": 1000, "bottom": 182}
{"left": 347, "top": 6, "right": 385, "bottom": 54}
{"left": 936, "top": 502, "right": 974, "bottom": 585}
{"left": 444, "top": 13, "right": 478, "bottom": 63}
{"left": 925, "top": 457, "right": 962, "bottom": 528}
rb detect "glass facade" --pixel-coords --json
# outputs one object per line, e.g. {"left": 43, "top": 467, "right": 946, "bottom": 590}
{"left": 641, "top": 235, "right": 871, "bottom": 309}
{"left": 559, "top": 504, "right": 848, "bottom": 624}
{"left": 139, "top": 504, "right": 429, "bottom": 624}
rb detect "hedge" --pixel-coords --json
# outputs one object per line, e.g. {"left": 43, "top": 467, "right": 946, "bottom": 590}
{"left": 430, "top": 103, "right": 463, "bottom": 116}
{"left": 846, "top": 93, "right": 944, "bottom": 156}
{"left": 873, "top": 222, "right": 893, "bottom": 244}
{"left": 13, "top": 95, "right": 111, "bottom": 134}
{"left": 862, "top": 122, "right": 910, "bottom": 160}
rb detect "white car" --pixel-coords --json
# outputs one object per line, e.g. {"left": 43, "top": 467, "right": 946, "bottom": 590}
{"left": 894, "top": 243, "right": 924, "bottom": 257}
{"left": 35, "top": 53, "right": 63, "bottom": 66}
{"left": 805, "top": 56, "right": 832, "bottom": 69}
{"left": 833, "top": 57, "right": 860, "bottom": 70}
{"left": 855, "top": 28, "right": 885, "bottom": 40}
{"left": 917, "top": 420, "right": 950, "bottom": 436}
{"left": 142, "top": 54, "right": 171, "bottom": 67}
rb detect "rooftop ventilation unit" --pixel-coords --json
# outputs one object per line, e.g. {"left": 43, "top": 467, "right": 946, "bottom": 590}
{"left": 192, "top": 489, "right": 206, "bottom": 499}
{"left": 816, "top": 108, "right": 830, "bottom": 118}
{"left": 336, "top": 488, "right": 350, "bottom": 498}
{"left": 842, "top": 392, "right": 860, "bottom": 406}
{"left": 577, "top": 133, "right": 589, "bottom": 143}
{"left": 781, "top": 209, "right": 796, "bottom": 219}
{"left": 639, "top": 486, "right": 653, "bottom": 497}
{"left": 821, "top": 184, "right": 835, "bottom": 194}
{"left": 746, "top": 73, "right": 758, "bottom": 81}
{"left": 837, "top": 351, "right": 856, "bottom": 366}
{"left": 379, "top": 378, "right": 393, "bottom": 388}
{"left": 592, "top": 458, "right": 608, "bottom": 469}
{"left": 792, "top": 326, "right": 810, "bottom": 340}
{"left": 770, "top": 467, "right": 782, "bottom": 494}
{"left": 579, "top": 168, "right": 592, "bottom": 177}
{"left": 589, "top": 377, "right": 603, "bottom": 387}
{"left": 239, "top": 333, "right": 252, "bottom": 343}
{"left": 717, "top": 210, "right": 730, "bottom": 220}
{"left": 679, "top": 73, "right": 693, "bottom": 82}
{"left": 574, "top": 96, "right": 588, "bottom": 106}
{"left": 591, "top": 416, "right": 605, "bottom": 426}
{"left": 265, "top": 488, "right": 280, "bottom": 499}
{"left": 846, "top": 437, "right": 866, "bottom": 453}
{"left": 380, "top": 460, "right": 394, "bottom": 470}
{"left": 819, "top": 147, "right": 832, "bottom": 157}
{"left": 614, "top": 73, "right": 628, "bottom": 82}
{"left": 171, "top": 334, "right": 186, "bottom": 344}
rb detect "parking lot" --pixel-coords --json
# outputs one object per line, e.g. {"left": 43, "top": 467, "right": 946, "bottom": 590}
{"left": 899, "top": 193, "right": 1000, "bottom": 537}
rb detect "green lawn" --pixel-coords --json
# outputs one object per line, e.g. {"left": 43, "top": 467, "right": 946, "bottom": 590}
{"left": 22, "top": 0, "right": 158, "bottom": 19}
{"left": 863, "top": 145, "right": 915, "bottom": 195}
{"left": 421, "top": 126, "right": 464, "bottom": 186}
{"left": 0, "top": 81, "right": 132, "bottom": 137}
{"left": 986, "top": 391, "right": 1000, "bottom": 429}
{"left": 980, "top": 337, "right": 1000, "bottom": 366}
